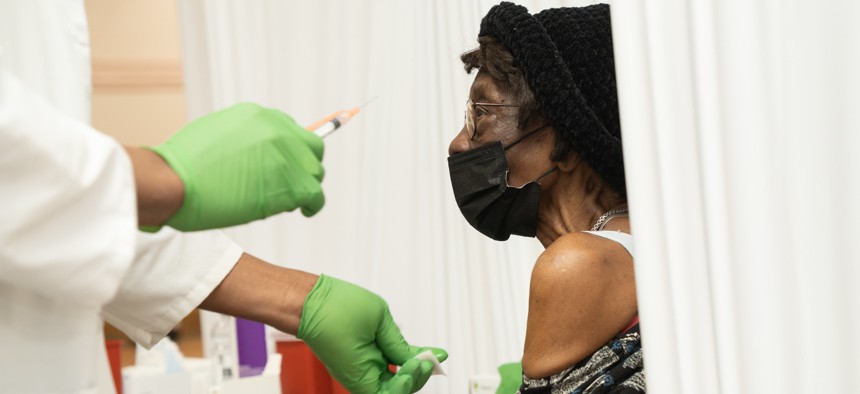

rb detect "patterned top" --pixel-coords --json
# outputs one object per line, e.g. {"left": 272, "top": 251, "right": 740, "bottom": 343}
{"left": 518, "top": 324, "right": 645, "bottom": 393}
{"left": 519, "top": 231, "right": 644, "bottom": 393}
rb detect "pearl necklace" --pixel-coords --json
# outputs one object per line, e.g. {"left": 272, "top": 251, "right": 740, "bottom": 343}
{"left": 590, "top": 208, "right": 629, "bottom": 231}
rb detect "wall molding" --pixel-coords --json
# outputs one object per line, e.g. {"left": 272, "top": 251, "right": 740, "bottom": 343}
{"left": 92, "top": 58, "right": 184, "bottom": 87}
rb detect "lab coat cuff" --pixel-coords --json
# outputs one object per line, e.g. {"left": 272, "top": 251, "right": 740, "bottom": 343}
{"left": 102, "top": 242, "right": 243, "bottom": 349}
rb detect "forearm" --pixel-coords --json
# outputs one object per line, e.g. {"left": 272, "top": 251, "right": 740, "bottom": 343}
{"left": 124, "top": 146, "right": 185, "bottom": 226}
{"left": 198, "top": 252, "right": 318, "bottom": 334}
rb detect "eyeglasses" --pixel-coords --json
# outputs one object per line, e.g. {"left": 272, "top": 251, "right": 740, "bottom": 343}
{"left": 464, "top": 99, "right": 518, "bottom": 140}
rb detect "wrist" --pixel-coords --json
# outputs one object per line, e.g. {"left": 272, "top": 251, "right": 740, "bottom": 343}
{"left": 199, "top": 253, "right": 318, "bottom": 335}
{"left": 273, "top": 269, "right": 319, "bottom": 335}
{"left": 125, "top": 146, "right": 185, "bottom": 226}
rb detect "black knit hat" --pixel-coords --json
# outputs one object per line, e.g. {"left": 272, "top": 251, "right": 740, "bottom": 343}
{"left": 479, "top": 2, "right": 625, "bottom": 196}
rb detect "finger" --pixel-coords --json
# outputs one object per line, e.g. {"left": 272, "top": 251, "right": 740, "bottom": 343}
{"left": 264, "top": 160, "right": 324, "bottom": 217}
{"left": 383, "top": 374, "right": 413, "bottom": 394}
{"left": 417, "top": 347, "right": 448, "bottom": 363}
{"left": 300, "top": 188, "right": 325, "bottom": 217}
{"left": 378, "top": 368, "right": 396, "bottom": 385}
{"left": 410, "top": 360, "right": 435, "bottom": 393}
{"left": 310, "top": 159, "right": 325, "bottom": 182}
{"left": 291, "top": 141, "right": 326, "bottom": 183}
{"left": 268, "top": 137, "right": 325, "bottom": 215}
{"left": 271, "top": 129, "right": 325, "bottom": 183}
{"left": 293, "top": 124, "right": 325, "bottom": 160}
{"left": 375, "top": 309, "right": 421, "bottom": 365}
{"left": 385, "top": 358, "right": 425, "bottom": 394}
{"left": 268, "top": 109, "right": 325, "bottom": 160}
{"left": 279, "top": 147, "right": 324, "bottom": 183}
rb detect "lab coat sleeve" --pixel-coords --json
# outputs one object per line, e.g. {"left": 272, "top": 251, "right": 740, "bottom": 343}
{"left": 101, "top": 228, "right": 243, "bottom": 348}
{"left": 0, "top": 64, "right": 136, "bottom": 308}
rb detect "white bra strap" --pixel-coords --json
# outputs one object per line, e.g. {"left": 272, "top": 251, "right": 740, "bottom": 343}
{"left": 583, "top": 231, "right": 635, "bottom": 259}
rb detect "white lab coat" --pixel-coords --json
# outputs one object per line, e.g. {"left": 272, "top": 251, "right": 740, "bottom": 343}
{"left": 0, "top": 1, "right": 243, "bottom": 393}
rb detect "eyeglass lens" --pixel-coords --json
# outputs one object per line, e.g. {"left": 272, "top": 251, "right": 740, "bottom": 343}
{"left": 464, "top": 99, "right": 475, "bottom": 139}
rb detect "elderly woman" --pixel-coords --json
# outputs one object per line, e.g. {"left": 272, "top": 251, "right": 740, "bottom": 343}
{"left": 447, "top": 3, "right": 643, "bottom": 393}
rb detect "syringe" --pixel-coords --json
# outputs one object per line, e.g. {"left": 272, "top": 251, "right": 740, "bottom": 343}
{"left": 305, "top": 97, "right": 377, "bottom": 138}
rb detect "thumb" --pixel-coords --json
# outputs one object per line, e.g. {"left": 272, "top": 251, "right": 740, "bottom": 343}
{"left": 375, "top": 308, "right": 421, "bottom": 365}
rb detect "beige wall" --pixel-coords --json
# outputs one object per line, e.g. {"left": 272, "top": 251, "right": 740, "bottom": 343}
{"left": 86, "top": 0, "right": 187, "bottom": 146}
{"left": 85, "top": 0, "right": 202, "bottom": 365}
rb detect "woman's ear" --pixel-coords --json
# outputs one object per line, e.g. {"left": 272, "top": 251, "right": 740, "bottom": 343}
{"left": 556, "top": 152, "right": 581, "bottom": 173}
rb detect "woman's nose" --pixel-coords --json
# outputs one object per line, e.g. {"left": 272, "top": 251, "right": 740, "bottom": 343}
{"left": 448, "top": 126, "right": 471, "bottom": 156}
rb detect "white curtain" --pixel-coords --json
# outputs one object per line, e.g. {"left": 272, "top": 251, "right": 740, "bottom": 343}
{"left": 180, "top": 1, "right": 860, "bottom": 393}
{"left": 613, "top": 1, "right": 860, "bottom": 393}
{"left": 177, "top": 1, "right": 583, "bottom": 393}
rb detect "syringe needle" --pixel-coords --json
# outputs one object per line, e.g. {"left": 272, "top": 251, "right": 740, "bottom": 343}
{"left": 359, "top": 96, "right": 379, "bottom": 109}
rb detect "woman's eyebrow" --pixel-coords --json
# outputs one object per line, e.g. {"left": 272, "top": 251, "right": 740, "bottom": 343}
{"left": 470, "top": 87, "right": 489, "bottom": 102}
{"left": 474, "top": 89, "right": 509, "bottom": 104}
{"left": 469, "top": 77, "right": 497, "bottom": 101}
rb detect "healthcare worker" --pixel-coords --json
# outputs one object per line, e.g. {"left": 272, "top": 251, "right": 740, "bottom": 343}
{"left": 0, "top": 1, "right": 445, "bottom": 393}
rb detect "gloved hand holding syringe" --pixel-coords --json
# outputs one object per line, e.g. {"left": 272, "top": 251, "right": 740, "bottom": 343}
{"left": 141, "top": 97, "right": 377, "bottom": 231}
{"left": 305, "top": 96, "right": 378, "bottom": 138}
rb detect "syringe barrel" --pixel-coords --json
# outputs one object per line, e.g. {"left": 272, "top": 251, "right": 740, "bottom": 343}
{"left": 314, "top": 111, "right": 353, "bottom": 138}
{"left": 333, "top": 111, "right": 353, "bottom": 126}
{"left": 308, "top": 109, "right": 359, "bottom": 138}
{"left": 314, "top": 122, "right": 337, "bottom": 138}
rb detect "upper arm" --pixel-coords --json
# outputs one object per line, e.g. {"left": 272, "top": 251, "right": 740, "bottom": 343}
{"left": 522, "top": 232, "right": 637, "bottom": 378}
{"left": 0, "top": 69, "right": 137, "bottom": 308}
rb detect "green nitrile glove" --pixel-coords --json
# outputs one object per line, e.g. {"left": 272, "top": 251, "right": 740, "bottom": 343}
{"left": 146, "top": 102, "right": 325, "bottom": 231}
{"left": 298, "top": 275, "right": 448, "bottom": 394}
{"left": 496, "top": 361, "right": 522, "bottom": 394}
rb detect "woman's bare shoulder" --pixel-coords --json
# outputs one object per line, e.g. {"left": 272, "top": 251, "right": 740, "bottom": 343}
{"left": 522, "top": 232, "right": 637, "bottom": 379}
{"left": 536, "top": 232, "right": 611, "bottom": 270}
{"left": 533, "top": 231, "right": 634, "bottom": 292}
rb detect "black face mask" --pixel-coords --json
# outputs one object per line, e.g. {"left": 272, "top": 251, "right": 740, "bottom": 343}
{"left": 447, "top": 129, "right": 556, "bottom": 241}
